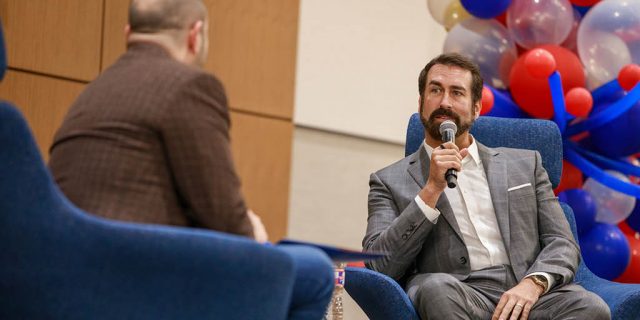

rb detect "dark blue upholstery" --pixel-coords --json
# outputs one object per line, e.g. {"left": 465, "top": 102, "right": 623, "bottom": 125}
{"left": 405, "top": 114, "right": 562, "bottom": 188}
{"left": 0, "top": 101, "right": 298, "bottom": 319}
{"left": 0, "top": 17, "right": 6, "bottom": 81}
{"left": 346, "top": 114, "right": 640, "bottom": 319}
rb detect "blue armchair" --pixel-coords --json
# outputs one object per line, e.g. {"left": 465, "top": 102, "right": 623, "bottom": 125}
{"left": 345, "top": 114, "right": 640, "bottom": 319}
{"left": 0, "top": 24, "right": 325, "bottom": 319}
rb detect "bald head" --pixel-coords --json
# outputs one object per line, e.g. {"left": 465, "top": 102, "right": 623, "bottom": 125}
{"left": 129, "top": 0, "right": 206, "bottom": 35}
{"left": 127, "top": 0, "right": 209, "bottom": 67}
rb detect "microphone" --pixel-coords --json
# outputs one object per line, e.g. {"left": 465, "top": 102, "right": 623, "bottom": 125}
{"left": 439, "top": 120, "right": 458, "bottom": 188}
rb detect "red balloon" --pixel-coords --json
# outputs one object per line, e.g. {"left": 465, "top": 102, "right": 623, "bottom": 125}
{"left": 620, "top": 221, "right": 636, "bottom": 235}
{"left": 480, "top": 86, "right": 494, "bottom": 115}
{"left": 615, "top": 231, "right": 640, "bottom": 283}
{"left": 510, "top": 45, "right": 586, "bottom": 119}
{"left": 618, "top": 64, "right": 640, "bottom": 91}
{"left": 495, "top": 12, "right": 507, "bottom": 27}
{"left": 554, "top": 160, "right": 583, "bottom": 194}
{"left": 565, "top": 87, "right": 593, "bottom": 118}
{"left": 524, "top": 49, "right": 557, "bottom": 79}
{"left": 569, "top": 0, "right": 601, "bottom": 6}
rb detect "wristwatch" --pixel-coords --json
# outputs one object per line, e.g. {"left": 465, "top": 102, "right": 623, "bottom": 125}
{"left": 528, "top": 274, "right": 549, "bottom": 293}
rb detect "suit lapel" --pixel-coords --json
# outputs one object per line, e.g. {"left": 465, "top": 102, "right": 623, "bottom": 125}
{"left": 478, "top": 143, "right": 512, "bottom": 256}
{"left": 407, "top": 146, "right": 465, "bottom": 243}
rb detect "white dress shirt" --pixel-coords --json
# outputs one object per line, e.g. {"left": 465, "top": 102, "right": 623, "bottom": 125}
{"left": 414, "top": 138, "right": 554, "bottom": 292}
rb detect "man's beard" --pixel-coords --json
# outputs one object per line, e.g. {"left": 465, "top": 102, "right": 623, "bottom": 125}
{"left": 421, "top": 108, "right": 474, "bottom": 141}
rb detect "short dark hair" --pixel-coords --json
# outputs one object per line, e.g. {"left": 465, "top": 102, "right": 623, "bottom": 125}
{"left": 129, "top": 0, "right": 206, "bottom": 34}
{"left": 418, "top": 53, "right": 483, "bottom": 106}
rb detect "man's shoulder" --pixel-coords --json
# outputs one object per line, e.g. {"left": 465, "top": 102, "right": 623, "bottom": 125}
{"left": 373, "top": 150, "right": 419, "bottom": 179}
{"left": 104, "top": 44, "right": 222, "bottom": 90}
{"left": 479, "top": 143, "right": 538, "bottom": 159}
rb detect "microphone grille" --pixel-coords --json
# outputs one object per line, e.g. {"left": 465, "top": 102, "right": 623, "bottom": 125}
{"left": 439, "top": 120, "right": 457, "bottom": 135}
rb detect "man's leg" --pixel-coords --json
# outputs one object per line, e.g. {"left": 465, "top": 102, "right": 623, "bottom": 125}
{"left": 529, "top": 284, "right": 610, "bottom": 320}
{"left": 406, "top": 273, "right": 495, "bottom": 319}
{"left": 276, "top": 244, "right": 335, "bottom": 320}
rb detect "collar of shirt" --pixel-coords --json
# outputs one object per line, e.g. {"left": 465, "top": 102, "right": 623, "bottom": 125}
{"left": 422, "top": 135, "right": 481, "bottom": 168}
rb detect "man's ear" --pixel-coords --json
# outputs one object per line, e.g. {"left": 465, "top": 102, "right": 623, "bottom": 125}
{"left": 418, "top": 96, "right": 423, "bottom": 114}
{"left": 124, "top": 24, "right": 131, "bottom": 40}
{"left": 474, "top": 100, "right": 481, "bottom": 119}
{"left": 187, "top": 20, "right": 204, "bottom": 53}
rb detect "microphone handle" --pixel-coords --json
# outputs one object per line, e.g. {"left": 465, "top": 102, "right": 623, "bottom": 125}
{"left": 442, "top": 128, "right": 458, "bottom": 188}
{"left": 445, "top": 169, "right": 457, "bottom": 188}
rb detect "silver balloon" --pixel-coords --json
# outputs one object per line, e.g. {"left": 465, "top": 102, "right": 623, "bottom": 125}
{"left": 583, "top": 170, "right": 637, "bottom": 225}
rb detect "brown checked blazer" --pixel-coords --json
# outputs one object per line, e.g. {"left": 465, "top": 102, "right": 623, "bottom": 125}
{"left": 49, "top": 41, "right": 253, "bottom": 237}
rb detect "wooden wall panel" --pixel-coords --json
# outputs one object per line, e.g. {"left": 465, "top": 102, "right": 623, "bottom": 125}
{"left": 102, "top": 0, "right": 300, "bottom": 120}
{"left": 230, "top": 111, "right": 293, "bottom": 241}
{"left": 0, "top": 0, "right": 103, "bottom": 82}
{"left": 102, "top": 0, "right": 129, "bottom": 71}
{"left": 204, "top": 0, "right": 299, "bottom": 119}
{"left": 0, "top": 70, "right": 84, "bottom": 159}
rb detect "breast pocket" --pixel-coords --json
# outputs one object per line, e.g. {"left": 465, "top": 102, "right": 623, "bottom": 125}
{"left": 508, "top": 182, "right": 536, "bottom": 212}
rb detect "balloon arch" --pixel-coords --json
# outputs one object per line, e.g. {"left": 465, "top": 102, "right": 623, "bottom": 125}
{"left": 427, "top": 0, "right": 640, "bottom": 282}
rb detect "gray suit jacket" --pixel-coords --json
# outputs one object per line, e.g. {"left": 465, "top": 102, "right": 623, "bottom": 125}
{"left": 363, "top": 142, "right": 580, "bottom": 291}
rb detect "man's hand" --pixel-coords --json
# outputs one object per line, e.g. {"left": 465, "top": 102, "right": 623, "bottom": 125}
{"left": 247, "top": 209, "right": 269, "bottom": 243}
{"left": 492, "top": 278, "right": 544, "bottom": 320}
{"left": 418, "top": 142, "right": 468, "bottom": 207}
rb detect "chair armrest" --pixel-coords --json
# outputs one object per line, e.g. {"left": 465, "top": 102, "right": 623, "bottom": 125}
{"left": 4, "top": 200, "right": 297, "bottom": 320}
{"left": 576, "top": 263, "right": 640, "bottom": 319}
{"left": 344, "top": 267, "right": 420, "bottom": 320}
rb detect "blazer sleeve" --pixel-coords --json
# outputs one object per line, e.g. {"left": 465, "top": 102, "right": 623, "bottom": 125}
{"left": 159, "top": 73, "right": 253, "bottom": 238}
{"left": 363, "top": 172, "right": 435, "bottom": 280}
{"left": 526, "top": 151, "right": 580, "bottom": 287}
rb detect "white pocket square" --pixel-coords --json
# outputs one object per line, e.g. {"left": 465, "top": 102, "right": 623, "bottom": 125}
{"left": 508, "top": 183, "right": 532, "bottom": 192}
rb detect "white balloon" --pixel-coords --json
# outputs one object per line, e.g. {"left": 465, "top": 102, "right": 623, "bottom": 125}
{"left": 443, "top": 18, "right": 517, "bottom": 89}
{"left": 506, "top": 0, "right": 574, "bottom": 49}
{"left": 577, "top": 0, "right": 640, "bottom": 89}
{"left": 583, "top": 170, "right": 637, "bottom": 225}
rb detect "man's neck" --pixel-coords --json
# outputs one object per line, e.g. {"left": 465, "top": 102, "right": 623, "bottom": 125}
{"left": 127, "top": 34, "right": 187, "bottom": 63}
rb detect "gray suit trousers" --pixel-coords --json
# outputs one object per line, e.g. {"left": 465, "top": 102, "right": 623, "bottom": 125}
{"left": 406, "top": 265, "right": 610, "bottom": 320}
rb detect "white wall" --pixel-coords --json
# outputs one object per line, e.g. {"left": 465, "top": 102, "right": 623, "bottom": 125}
{"left": 294, "top": 0, "right": 447, "bottom": 144}
{"left": 289, "top": 2, "right": 447, "bottom": 318}
{"left": 287, "top": 127, "right": 404, "bottom": 320}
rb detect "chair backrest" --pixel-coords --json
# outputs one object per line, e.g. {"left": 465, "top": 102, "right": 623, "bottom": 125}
{"left": 0, "top": 101, "right": 295, "bottom": 319}
{"left": 405, "top": 114, "right": 563, "bottom": 188}
{"left": 0, "top": 18, "right": 6, "bottom": 81}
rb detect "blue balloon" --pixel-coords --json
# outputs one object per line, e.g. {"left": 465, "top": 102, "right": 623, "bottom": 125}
{"left": 580, "top": 223, "right": 631, "bottom": 280}
{"left": 589, "top": 100, "right": 640, "bottom": 158}
{"left": 626, "top": 202, "right": 640, "bottom": 233}
{"left": 460, "top": 0, "right": 511, "bottom": 19}
{"left": 559, "top": 189, "right": 597, "bottom": 235}
{"left": 484, "top": 88, "right": 530, "bottom": 118}
{"left": 572, "top": 5, "right": 590, "bottom": 17}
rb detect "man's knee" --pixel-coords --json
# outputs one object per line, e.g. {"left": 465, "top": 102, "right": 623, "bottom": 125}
{"left": 576, "top": 291, "right": 610, "bottom": 320}
{"left": 540, "top": 289, "right": 611, "bottom": 320}
{"left": 278, "top": 244, "right": 334, "bottom": 297}
{"left": 408, "top": 273, "right": 465, "bottom": 317}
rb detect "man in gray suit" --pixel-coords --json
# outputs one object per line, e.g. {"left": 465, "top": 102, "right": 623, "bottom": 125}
{"left": 363, "top": 53, "right": 610, "bottom": 320}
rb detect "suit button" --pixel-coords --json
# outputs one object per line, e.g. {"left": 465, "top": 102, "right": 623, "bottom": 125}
{"left": 459, "top": 257, "right": 467, "bottom": 265}
{"left": 409, "top": 224, "right": 416, "bottom": 231}
{"left": 402, "top": 234, "right": 408, "bottom": 240}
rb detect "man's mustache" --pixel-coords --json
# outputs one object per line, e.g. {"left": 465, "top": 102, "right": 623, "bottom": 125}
{"left": 429, "top": 108, "right": 460, "bottom": 123}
